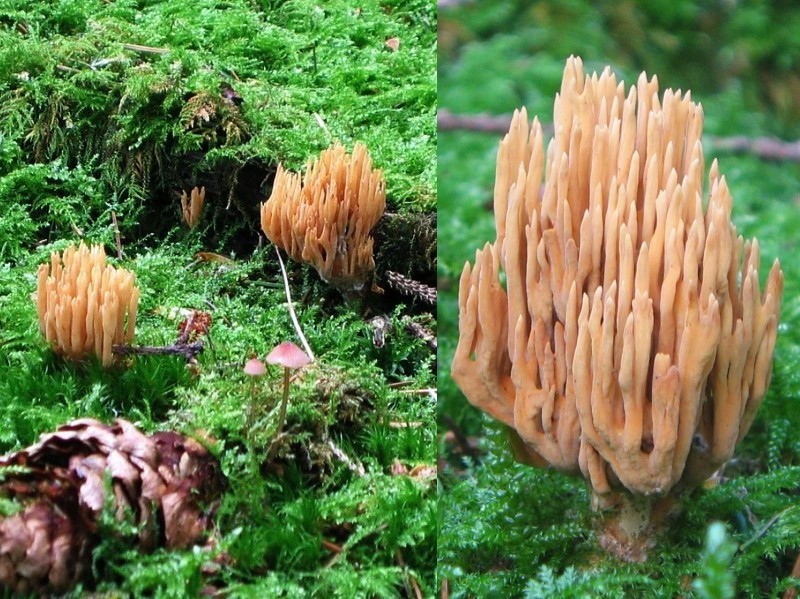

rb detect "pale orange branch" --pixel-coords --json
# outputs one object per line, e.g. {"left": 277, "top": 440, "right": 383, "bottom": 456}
{"left": 180, "top": 186, "right": 205, "bottom": 229}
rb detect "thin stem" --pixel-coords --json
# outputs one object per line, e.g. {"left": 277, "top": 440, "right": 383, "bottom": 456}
{"left": 266, "top": 368, "right": 291, "bottom": 461}
{"left": 111, "top": 211, "right": 123, "bottom": 259}
{"left": 112, "top": 341, "right": 204, "bottom": 362}
{"left": 246, "top": 378, "right": 258, "bottom": 430}
{"left": 275, "top": 247, "right": 315, "bottom": 362}
{"left": 275, "top": 368, "right": 291, "bottom": 438}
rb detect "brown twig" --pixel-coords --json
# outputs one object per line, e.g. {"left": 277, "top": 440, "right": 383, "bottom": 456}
{"left": 322, "top": 539, "right": 343, "bottom": 554}
{"left": 176, "top": 310, "right": 195, "bottom": 345}
{"left": 396, "top": 549, "right": 423, "bottom": 599}
{"left": 709, "top": 135, "right": 800, "bottom": 161}
{"left": 403, "top": 319, "right": 437, "bottom": 351}
{"left": 385, "top": 271, "right": 436, "bottom": 305}
{"left": 122, "top": 43, "right": 170, "bottom": 54}
{"left": 111, "top": 211, "right": 123, "bottom": 259}
{"left": 397, "top": 388, "right": 436, "bottom": 396}
{"left": 782, "top": 551, "right": 800, "bottom": 599}
{"left": 438, "top": 109, "right": 800, "bottom": 162}
{"left": 326, "top": 439, "right": 366, "bottom": 477}
{"left": 324, "top": 523, "right": 389, "bottom": 568}
{"left": 438, "top": 109, "right": 539, "bottom": 136}
{"left": 388, "top": 380, "right": 414, "bottom": 388}
{"left": 441, "top": 578, "right": 450, "bottom": 599}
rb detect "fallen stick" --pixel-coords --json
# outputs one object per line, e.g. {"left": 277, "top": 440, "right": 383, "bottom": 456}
{"left": 113, "top": 341, "right": 205, "bottom": 362}
{"left": 111, "top": 210, "right": 123, "bottom": 259}
{"left": 122, "top": 43, "right": 170, "bottom": 54}
{"left": 327, "top": 438, "right": 366, "bottom": 477}
{"left": 396, "top": 549, "right": 423, "bottom": 599}
{"left": 438, "top": 109, "right": 800, "bottom": 161}
{"left": 385, "top": 271, "right": 436, "bottom": 305}
{"left": 403, "top": 319, "right": 437, "bottom": 351}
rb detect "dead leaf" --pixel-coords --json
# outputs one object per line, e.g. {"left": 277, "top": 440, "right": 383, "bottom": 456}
{"left": 408, "top": 464, "right": 436, "bottom": 481}
{"left": 193, "top": 252, "right": 235, "bottom": 264}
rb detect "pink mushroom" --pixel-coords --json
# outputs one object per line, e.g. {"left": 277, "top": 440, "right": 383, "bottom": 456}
{"left": 243, "top": 356, "right": 267, "bottom": 429}
{"left": 266, "top": 342, "right": 312, "bottom": 370}
{"left": 266, "top": 342, "right": 311, "bottom": 454}
{"left": 243, "top": 358, "right": 266, "bottom": 376}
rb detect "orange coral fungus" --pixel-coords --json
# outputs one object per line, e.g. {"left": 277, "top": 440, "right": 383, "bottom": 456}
{"left": 180, "top": 186, "right": 205, "bottom": 229}
{"left": 36, "top": 242, "right": 140, "bottom": 366}
{"left": 452, "top": 56, "right": 783, "bottom": 560}
{"left": 260, "top": 142, "right": 386, "bottom": 292}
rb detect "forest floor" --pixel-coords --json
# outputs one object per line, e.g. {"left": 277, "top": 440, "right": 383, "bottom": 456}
{"left": 0, "top": 1, "right": 436, "bottom": 596}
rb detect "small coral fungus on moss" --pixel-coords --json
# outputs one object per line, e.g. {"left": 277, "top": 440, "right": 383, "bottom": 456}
{"left": 36, "top": 242, "right": 140, "bottom": 367}
{"left": 452, "top": 56, "right": 783, "bottom": 561}
{"left": 260, "top": 142, "right": 386, "bottom": 293}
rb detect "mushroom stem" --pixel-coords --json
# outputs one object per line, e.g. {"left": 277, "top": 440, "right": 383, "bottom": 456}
{"left": 246, "top": 378, "right": 258, "bottom": 430}
{"left": 266, "top": 367, "right": 292, "bottom": 460}
{"left": 592, "top": 490, "right": 679, "bottom": 562}
{"left": 275, "top": 367, "right": 291, "bottom": 440}
{"left": 264, "top": 341, "right": 310, "bottom": 460}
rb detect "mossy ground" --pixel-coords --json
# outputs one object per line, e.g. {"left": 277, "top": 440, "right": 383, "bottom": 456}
{"left": 438, "top": 2, "right": 800, "bottom": 597}
{"left": 0, "top": 0, "right": 436, "bottom": 596}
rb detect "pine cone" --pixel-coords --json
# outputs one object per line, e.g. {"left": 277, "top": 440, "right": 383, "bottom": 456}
{"left": 385, "top": 271, "right": 436, "bottom": 305}
{"left": 0, "top": 419, "right": 223, "bottom": 594}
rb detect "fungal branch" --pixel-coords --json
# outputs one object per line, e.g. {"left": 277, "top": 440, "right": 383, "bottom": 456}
{"left": 181, "top": 186, "right": 205, "bottom": 229}
{"left": 452, "top": 56, "right": 783, "bottom": 561}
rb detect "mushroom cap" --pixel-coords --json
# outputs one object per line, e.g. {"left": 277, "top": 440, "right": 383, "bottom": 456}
{"left": 265, "top": 341, "right": 311, "bottom": 369}
{"left": 243, "top": 358, "right": 266, "bottom": 376}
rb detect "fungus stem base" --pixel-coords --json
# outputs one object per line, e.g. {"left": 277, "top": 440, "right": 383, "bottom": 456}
{"left": 592, "top": 491, "right": 679, "bottom": 562}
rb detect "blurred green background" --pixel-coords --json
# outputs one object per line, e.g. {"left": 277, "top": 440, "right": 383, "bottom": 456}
{"left": 438, "top": 1, "right": 800, "bottom": 596}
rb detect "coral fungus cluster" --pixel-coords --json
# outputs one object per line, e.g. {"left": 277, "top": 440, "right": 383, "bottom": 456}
{"left": 36, "top": 242, "right": 140, "bottom": 366}
{"left": 260, "top": 142, "right": 386, "bottom": 292}
{"left": 451, "top": 56, "right": 783, "bottom": 560}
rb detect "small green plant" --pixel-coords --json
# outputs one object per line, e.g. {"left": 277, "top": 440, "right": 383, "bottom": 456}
{"left": 692, "top": 523, "right": 737, "bottom": 599}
